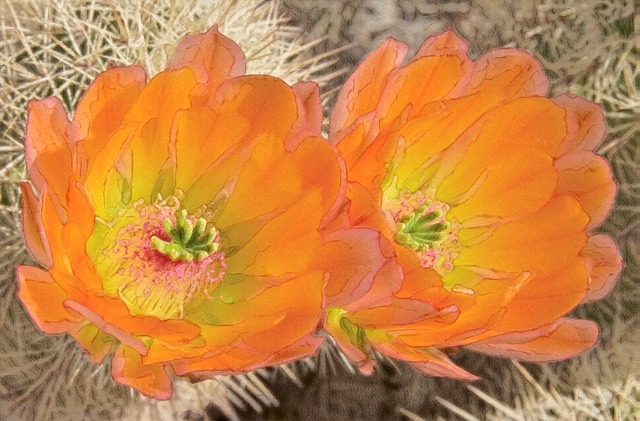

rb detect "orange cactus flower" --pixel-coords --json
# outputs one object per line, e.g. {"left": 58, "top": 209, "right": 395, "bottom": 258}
{"left": 17, "top": 27, "right": 359, "bottom": 399}
{"left": 325, "top": 30, "right": 622, "bottom": 377}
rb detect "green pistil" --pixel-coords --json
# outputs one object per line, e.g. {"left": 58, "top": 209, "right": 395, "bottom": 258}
{"left": 150, "top": 210, "right": 220, "bottom": 262}
{"left": 340, "top": 317, "right": 367, "bottom": 350}
{"left": 395, "top": 206, "right": 450, "bottom": 251}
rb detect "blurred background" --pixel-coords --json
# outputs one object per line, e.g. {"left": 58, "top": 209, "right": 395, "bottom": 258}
{"left": 0, "top": 1, "right": 637, "bottom": 420}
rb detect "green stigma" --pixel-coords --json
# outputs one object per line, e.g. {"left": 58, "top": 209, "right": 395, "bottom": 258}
{"left": 395, "top": 205, "right": 450, "bottom": 251}
{"left": 150, "top": 209, "right": 220, "bottom": 262}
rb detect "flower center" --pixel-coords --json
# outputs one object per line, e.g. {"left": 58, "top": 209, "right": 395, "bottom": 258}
{"left": 150, "top": 209, "right": 220, "bottom": 262}
{"left": 92, "top": 195, "right": 226, "bottom": 319}
{"left": 384, "top": 189, "right": 461, "bottom": 275}
{"left": 395, "top": 206, "right": 450, "bottom": 250}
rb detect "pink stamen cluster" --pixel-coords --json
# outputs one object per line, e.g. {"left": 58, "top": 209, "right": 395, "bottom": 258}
{"left": 110, "top": 196, "right": 226, "bottom": 318}
{"left": 385, "top": 189, "right": 461, "bottom": 275}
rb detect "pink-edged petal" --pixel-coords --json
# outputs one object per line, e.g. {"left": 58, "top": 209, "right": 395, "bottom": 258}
{"left": 20, "top": 181, "right": 52, "bottom": 267}
{"left": 167, "top": 25, "right": 245, "bottom": 102}
{"left": 399, "top": 274, "right": 527, "bottom": 347}
{"left": 111, "top": 344, "right": 173, "bottom": 400}
{"left": 286, "top": 81, "right": 323, "bottom": 150}
{"left": 320, "top": 228, "right": 386, "bottom": 307}
{"left": 555, "top": 150, "right": 616, "bottom": 230}
{"left": 371, "top": 340, "right": 478, "bottom": 380}
{"left": 582, "top": 234, "right": 623, "bottom": 302}
{"left": 475, "top": 261, "right": 588, "bottom": 338}
{"left": 24, "top": 97, "right": 72, "bottom": 201}
{"left": 466, "top": 318, "right": 598, "bottom": 362}
{"left": 341, "top": 258, "right": 405, "bottom": 313}
{"left": 175, "top": 336, "right": 323, "bottom": 378}
{"left": 330, "top": 37, "right": 409, "bottom": 140}
{"left": 375, "top": 53, "right": 471, "bottom": 131}
{"left": 17, "top": 266, "right": 82, "bottom": 334}
{"left": 416, "top": 29, "right": 469, "bottom": 57}
{"left": 467, "top": 48, "right": 549, "bottom": 98}
{"left": 554, "top": 95, "right": 606, "bottom": 155}
{"left": 64, "top": 299, "right": 148, "bottom": 356}
{"left": 65, "top": 292, "right": 202, "bottom": 347}
{"left": 260, "top": 335, "right": 325, "bottom": 368}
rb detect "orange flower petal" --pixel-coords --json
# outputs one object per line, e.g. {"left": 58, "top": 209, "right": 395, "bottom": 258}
{"left": 342, "top": 258, "right": 405, "bottom": 313}
{"left": 262, "top": 335, "right": 325, "bottom": 367}
{"left": 81, "top": 68, "right": 199, "bottom": 216}
{"left": 171, "top": 346, "right": 263, "bottom": 375}
{"left": 224, "top": 190, "right": 323, "bottom": 278}
{"left": 172, "top": 334, "right": 323, "bottom": 376}
{"left": 330, "top": 37, "right": 409, "bottom": 140}
{"left": 335, "top": 120, "right": 376, "bottom": 173}
{"left": 456, "top": 196, "right": 589, "bottom": 276}
{"left": 467, "top": 48, "right": 548, "bottom": 98}
{"left": 63, "top": 299, "right": 148, "bottom": 355}
{"left": 61, "top": 181, "right": 102, "bottom": 287}
{"left": 239, "top": 310, "right": 318, "bottom": 356}
{"left": 81, "top": 122, "right": 137, "bottom": 219}
{"left": 371, "top": 340, "right": 478, "bottom": 380}
{"left": 435, "top": 97, "right": 567, "bottom": 204}
{"left": 175, "top": 271, "right": 323, "bottom": 355}
{"left": 394, "top": 246, "right": 449, "bottom": 300}
{"left": 67, "top": 294, "right": 201, "bottom": 348}
{"left": 392, "top": 90, "right": 504, "bottom": 190}
{"left": 376, "top": 54, "right": 469, "bottom": 130}
{"left": 123, "top": 68, "right": 198, "bottom": 201}
{"left": 349, "top": 298, "right": 458, "bottom": 331}
{"left": 36, "top": 181, "right": 102, "bottom": 291}
{"left": 582, "top": 234, "right": 623, "bottom": 302}
{"left": 179, "top": 76, "right": 302, "bottom": 210}
{"left": 399, "top": 275, "right": 525, "bottom": 347}
{"left": 320, "top": 228, "right": 386, "bottom": 307}
{"left": 345, "top": 128, "right": 401, "bottom": 192}
{"left": 288, "top": 81, "right": 323, "bottom": 149}
{"left": 449, "top": 147, "right": 557, "bottom": 222}
{"left": 554, "top": 95, "right": 606, "bottom": 155}
{"left": 226, "top": 270, "right": 323, "bottom": 355}
{"left": 173, "top": 105, "right": 250, "bottom": 195}
{"left": 24, "top": 97, "right": 72, "bottom": 202}
{"left": 416, "top": 29, "right": 469, "bottom": 59}
{"left": 20, "top": 181, "right": 52, "bottom": 267}
{"left": 111, "top": 344, "right": 173, "bottom": 400}
{"left": 466, "top": 318, "right": 598, "bottom": 362}
{"left": 72, "top": 65, "right": 147, "bottom": 175}
{"left": 220, "top": 136, "right": 341, "bottom": 276}
{"left": 555, "top": 150, "right": 616, "bottom": 230}
{"left": 38, "top": 188, "right": 67, "bottom": 269}
{"left": 345, "top": 182, "right": 394, "bottom": 236}
{"left": 167, "top": 25, "right": 245, "bottom": 101}
{"left": 487, "top": 261, "right": 588, "bottom": 334}
{"left": 17, "top": 266, "right": 82, "bottom": 334}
